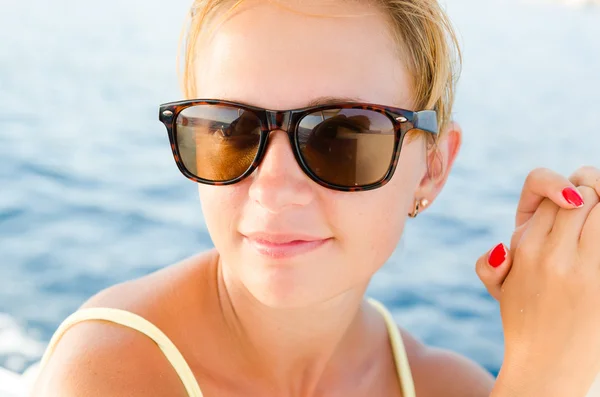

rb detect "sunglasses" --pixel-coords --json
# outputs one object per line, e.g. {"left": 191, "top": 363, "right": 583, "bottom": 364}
{"left": 158, "top": 99, "right": 438, "bottom": 192}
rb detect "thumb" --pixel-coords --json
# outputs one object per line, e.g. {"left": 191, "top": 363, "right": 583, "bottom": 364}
{"left": 475, "top": 243, "right": 512, "bottom": 301}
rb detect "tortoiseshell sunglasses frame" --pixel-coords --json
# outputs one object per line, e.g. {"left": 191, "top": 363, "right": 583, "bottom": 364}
{"left": 158, "top": 99, "right": 438, "bottom": 192}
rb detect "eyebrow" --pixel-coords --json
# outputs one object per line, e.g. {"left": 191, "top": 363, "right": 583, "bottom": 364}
{"left": 305, "top": 96, "right": 364, "bottom": 107}
{"left": 216, "top": 95, "right": 366, "bottom": 109}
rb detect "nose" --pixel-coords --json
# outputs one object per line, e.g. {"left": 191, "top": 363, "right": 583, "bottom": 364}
{"left": 248, "top": 130, "right": 315, "bottom": 213}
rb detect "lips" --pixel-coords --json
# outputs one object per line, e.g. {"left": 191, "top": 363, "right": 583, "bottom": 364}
{"left": 242, "top": 232, "right": 328, "bottom": 244}
{"left": 241, "top": 232, "right": 332, "bottom": 259}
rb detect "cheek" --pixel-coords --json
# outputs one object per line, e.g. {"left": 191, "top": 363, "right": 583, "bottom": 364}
{"left": 332, "top": 143, "right": 426, "bottom": 265}
{"left": 325, "top": 189, "right": 408, "bottom": 279}
{"left": 198, "top": 185, "right": 245, "bottom": 244}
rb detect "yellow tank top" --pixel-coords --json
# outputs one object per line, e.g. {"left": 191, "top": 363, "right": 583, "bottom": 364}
{"left": 38, "top": 298, "right": 416, "bottom": 397}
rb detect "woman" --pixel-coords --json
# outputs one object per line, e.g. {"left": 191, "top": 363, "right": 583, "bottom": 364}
{"left": 31, "top": 0, "right": 600, "bottom": 396}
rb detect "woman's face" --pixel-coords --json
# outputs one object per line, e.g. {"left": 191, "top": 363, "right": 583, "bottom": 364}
{"left": 194, "top": 0, "right": 452, "bottom": 307}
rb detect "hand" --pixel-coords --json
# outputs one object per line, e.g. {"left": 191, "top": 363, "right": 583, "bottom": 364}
{"left": 495, "top": 187, "right": 600, "bottom": 396}
{"left": 477, "top": 166, "right": 600, "bottom": 300}
{"left": 474, "top": 166, "right": 600, "bottom": 396}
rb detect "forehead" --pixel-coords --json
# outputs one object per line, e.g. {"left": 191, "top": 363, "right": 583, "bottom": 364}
{"left": 194, "top": 0, "right": 414, "bottom": 110}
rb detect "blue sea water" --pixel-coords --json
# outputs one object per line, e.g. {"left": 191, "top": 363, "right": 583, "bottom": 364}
{"left": 1, "top": 0, "right": 599, "bottom": 378}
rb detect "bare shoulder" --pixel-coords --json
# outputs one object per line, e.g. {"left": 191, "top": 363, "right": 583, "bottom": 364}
{"left": 30, "top": 316, "right": 189, "bottom": 397}
{"left": 399, "top": 327, "right": 495, "bottom": 397}
{"left": 30, "top": 250, "right": 218, "bottom": 397}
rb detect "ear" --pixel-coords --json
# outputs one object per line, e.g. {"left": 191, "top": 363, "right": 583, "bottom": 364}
{"left": 415, "top": 121, "right": 462, "bottom": 207}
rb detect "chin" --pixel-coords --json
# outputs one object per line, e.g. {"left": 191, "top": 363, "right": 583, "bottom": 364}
{"left": 242, "top": 259, "right": 337, "bottom": 308}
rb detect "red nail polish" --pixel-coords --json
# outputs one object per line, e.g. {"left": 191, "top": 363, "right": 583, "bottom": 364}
{"left": 488, "top": 243, "right": 507, "bottom": 268}
{"left": 562, "top": 187, "right": 584, "bottom": 207}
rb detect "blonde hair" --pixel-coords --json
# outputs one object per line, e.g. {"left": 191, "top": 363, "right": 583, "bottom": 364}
{"left": 179, "top": 0, "right": 461, "bottom": 134}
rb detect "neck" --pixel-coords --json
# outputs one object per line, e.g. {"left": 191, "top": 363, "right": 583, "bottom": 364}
{"left": 215, "top": 258, "right": 375, "bottom": 396}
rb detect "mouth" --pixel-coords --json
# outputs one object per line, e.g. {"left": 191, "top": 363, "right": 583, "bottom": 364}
{"left": 242, "top": 234, "right": 332, "bottom": 259}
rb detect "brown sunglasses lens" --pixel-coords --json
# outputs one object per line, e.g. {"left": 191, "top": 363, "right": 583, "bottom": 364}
{"left": 297, "top": 109, "right": 396, "bottom": 187}
{"left": 175, "top": 105, "right": 262, "bottom": 182}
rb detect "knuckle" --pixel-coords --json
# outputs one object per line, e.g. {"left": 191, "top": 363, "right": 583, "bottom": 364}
{"left": 515, "top": 241, "right": 539, "bottom": 265}
{"left": 571, "top": 165, "right": 600, "bottom": 183}
{"left": 510, "top": 231, "right": 522, "bottom": 250}
{"left": 526, "top": 167, "right": 551, "bottom": 182}
{"left": 543, "top": 238, "right": 566, "bottom": 261}
{"left": 542, "top": 259, "right": 571, "bottom": 279}
{"left": 538, "top": 242, "right": 583, "bottom": 280}
{"left": 577, "top": 185, "right": 600, "bottom": 204}
{"left": 544, "top": 262, "right": 588, "bottom": 289}
{"left": 577, "top": 165, "right": 599, "bottom": 175}
{"left": 580, "top": 184, "right": 598, "bottom": 194}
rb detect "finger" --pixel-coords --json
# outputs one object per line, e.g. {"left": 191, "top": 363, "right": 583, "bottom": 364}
{"left": 551, "top": 186, "right": 600, "bottom": 247}
{"left": 476, "top": 243, "right": 511, "bottom": 301}
{"left": 516, "top": 168, "right": 584, "bottom": 228}
{"left": 510, "top": 221, "right": 530, "bottom": 254}
{"left": 580, "top": 203, "right": 600, "bottom": 259}
{"left": 569, "top": 166, "right": 600, "bottom": 197}
{"left": 520, "top": 197, "right": 560, "bottom": 245}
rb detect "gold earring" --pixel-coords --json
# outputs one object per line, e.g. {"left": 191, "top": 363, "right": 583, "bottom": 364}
{"left": 409, "top": 198, "right": 429, "bottom": 218}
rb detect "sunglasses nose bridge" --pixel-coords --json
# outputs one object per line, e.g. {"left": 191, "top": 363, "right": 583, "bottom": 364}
{"left": 265, "top": 110, "right": 292, "bottom": 134}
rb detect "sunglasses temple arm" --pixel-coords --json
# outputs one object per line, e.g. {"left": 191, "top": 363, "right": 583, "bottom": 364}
{"left": 413, "top": 110, "right": 439, "bottom": 135}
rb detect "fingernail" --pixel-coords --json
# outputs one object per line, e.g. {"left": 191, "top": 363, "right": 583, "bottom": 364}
{"left": 488, "top": 243, "right": 507, "bottom": 268}
{"left": 562, "top": 187, "right": 584, "bottom": 207}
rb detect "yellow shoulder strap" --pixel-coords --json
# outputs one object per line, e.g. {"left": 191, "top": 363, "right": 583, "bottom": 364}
{"left": 367, "top": 298, "right": 417, "bottom": 397}
{"left": 40, "top": 301, "right": 413, "bottom": 397}
{"left": 39, "top": 308, "right": 203, "bottom": 397}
